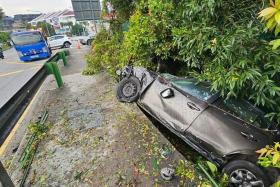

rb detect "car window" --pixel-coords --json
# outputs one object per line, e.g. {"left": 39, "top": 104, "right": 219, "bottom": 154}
{"left": 48, "top": 37, "right": 54, "bottom": 41}
{"left": 55, "top": 36, "right": 64, "bottom": 40}
{"left": 171, "top": 78, "right": 215, "bottom": 101}
{"left": 217, "top": 98, "right": 273, "bottom": 130}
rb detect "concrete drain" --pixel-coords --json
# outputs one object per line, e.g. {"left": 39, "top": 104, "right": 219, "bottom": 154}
{"left": 67, "top": 106, "right": 103, "bottom": 130}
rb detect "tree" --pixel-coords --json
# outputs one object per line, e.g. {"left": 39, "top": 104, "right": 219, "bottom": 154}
{"left": 71, "top": 24, "right": 84, "bottom": 36}
{"left": 0, "top": 7, "right": 4, "bottom": 20}
{"left": 61, "top": 22, "right": 73, "bottom": 28}
{"left": 108, "top": 0, "right": 139, "bottom": 21}
{"left": 36, "top": 22, "right": 55, "bottom": 37}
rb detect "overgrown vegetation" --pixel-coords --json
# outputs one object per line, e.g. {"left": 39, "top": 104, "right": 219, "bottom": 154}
{"left": 85, "top": 0, "right": 280, "bottom": 123}
{"left": 257, "top": 142, "right": 280, "bottom": 168}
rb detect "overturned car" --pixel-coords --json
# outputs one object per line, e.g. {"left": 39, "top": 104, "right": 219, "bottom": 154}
{"left": 116, "top": 66, "right": 280, "bottom": 186}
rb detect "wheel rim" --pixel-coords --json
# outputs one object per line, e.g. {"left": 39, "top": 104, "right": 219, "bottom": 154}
{"left": 122, "top": 81, "right": 137, "bottom": 98}
{"left": 229, "top": 169, "right": 264, "bottom": 187}
{"left": 65, "top": 43, "right": 70, "bottom": 48}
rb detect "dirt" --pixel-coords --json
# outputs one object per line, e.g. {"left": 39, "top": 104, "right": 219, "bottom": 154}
{"left": 6, "top": 48, "right": 207, "bottom": 187}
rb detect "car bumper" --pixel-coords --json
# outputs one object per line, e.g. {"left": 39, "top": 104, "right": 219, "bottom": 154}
{"left": 20, "top": 52, "right": 50, "bottom": 62}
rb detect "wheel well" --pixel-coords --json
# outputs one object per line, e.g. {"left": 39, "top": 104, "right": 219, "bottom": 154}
{"left": 223, "top": 153, "right": 257, "bottom": 167}
{"left": 64, "top": 41, "right": 71, "bottom": 45}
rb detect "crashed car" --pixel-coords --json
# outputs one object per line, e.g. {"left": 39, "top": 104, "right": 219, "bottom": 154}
{"left": 116, "top": 65, "right": 280, "bottom": 187}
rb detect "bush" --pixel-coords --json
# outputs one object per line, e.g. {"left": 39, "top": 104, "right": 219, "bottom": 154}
{"left": 84, "top": 29, "right": 123, "bottom": 77}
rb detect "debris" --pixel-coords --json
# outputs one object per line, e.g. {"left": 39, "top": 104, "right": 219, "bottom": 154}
{"left": 160, "top": 145, "right": 172, "bottom": 159}
{"left": 160, "top": 167, "right": 175, "bottom": 181}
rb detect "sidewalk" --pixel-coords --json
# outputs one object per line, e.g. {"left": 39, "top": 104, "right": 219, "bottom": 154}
{"left": 4, "top": 48, "right": 203, "bottom": 186}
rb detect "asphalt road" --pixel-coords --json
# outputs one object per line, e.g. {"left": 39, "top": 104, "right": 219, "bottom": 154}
{"left": 0, "top": 48, "right": 47, "bottom": 108}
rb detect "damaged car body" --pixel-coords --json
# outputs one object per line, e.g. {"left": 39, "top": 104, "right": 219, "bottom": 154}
{"left": 116, "top": 66, "right": 280, "bottom": 186}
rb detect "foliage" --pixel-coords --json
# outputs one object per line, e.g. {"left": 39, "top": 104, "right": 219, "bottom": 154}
{"left": 196, "top": 160, "right": 229, "bottom": 187}
{"left": 0, "top": 32, "right": 11, "bottom": 50}
{"left": 171, "top": 0, "right": 280, "bottom": 123}
{"left": 36, "top": 22, "right": 56, "bottom": 37}
{"left": 0, "top": 7, "right": 4, "bottom": 20}
{"left": 71, "top": 23, "right": 85, "bottom": 36}
{"left": 257, "top": 142, "right": 280, "bottom": 168}
{"left": 0, "top": 32, "right": 9, "bottom": 43}
{"left": 259, "top": 0, "right": 280, "bottom": 49}
{"left": 175, "top": 160, "right": 195, "bottom": 181}
{"left": 61, "top": 22, "right": 73, "bottom": 28}
{"left": 84, "top": 29, "right": 123, "bottom": 77}
{"left": 108, "top": 0, "right": 139, "bottom": 21}
{"left": 122, "top": 0, "right": 176, "bottom": 70}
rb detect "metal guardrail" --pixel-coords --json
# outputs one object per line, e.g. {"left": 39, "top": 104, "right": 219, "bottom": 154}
{"left": 0, "top": 50, "right": 69, "bottom": 145}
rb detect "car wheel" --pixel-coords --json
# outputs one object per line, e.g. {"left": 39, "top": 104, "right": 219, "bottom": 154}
{"left": 117, "top": 76, "right": 141, "bottom": 103}
{"left": 63, "top": 42, "right": 71, "bottom": 48}
{"left": 223, "top": 160, "right": 270, "bottom": 187}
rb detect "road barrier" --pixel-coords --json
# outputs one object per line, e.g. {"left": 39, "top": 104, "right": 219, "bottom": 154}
{"left": 0, "top": 50, "right": 69, "bottom": 145}
{"left": 0, "top": 50, "right": 69, "bottom": 186}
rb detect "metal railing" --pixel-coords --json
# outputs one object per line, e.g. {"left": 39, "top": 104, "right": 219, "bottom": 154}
{"left": 0, "top": 50, "right": 69, "bottom": 145}
{"left": 0, "top": 50, "right": 70, "bottom": 187}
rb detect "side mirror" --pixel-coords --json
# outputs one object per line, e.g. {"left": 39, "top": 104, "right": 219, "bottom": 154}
{"left": 116, "top": 70, "right": 122, "bottom": 76}
{"left": 161, "top": 88, "right": 174, "bottom": 99}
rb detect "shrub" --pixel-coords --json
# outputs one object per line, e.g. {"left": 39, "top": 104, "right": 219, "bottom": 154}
{"left": 84, "top": 29, "right": 123, "bottom": 77}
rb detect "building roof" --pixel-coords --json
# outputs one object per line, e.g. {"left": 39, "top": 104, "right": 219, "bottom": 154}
{"left": 30, "top": 9, "right": 75, "bottom": 23}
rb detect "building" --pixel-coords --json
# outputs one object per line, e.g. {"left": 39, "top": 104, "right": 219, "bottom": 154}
{"left": 71, "top": 0, "right": 101, "bottom": 21}
{"left": 0, "top": 16, "right": 14, "bottom": 31}
{"left": 29, "top": 10, "right": 76, "bottom": 34}
{"left": 71, "top": 0, "right": 102, "bottom": 34}
{"left": 13, "top": 14, "right": 41, "bottom": 28}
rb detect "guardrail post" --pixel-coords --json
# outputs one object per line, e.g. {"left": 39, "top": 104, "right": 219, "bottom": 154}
{"left": 0, "top": 161, "right": 15, "bottom": 187}
{"left": 59, "top": 52, "right": 67, "bottom": 66}
{"left": 44, "top": 62, "right": 63, "bottom": 88}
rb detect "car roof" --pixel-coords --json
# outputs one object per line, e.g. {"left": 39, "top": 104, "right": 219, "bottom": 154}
{"left": 11, "top": 31, "right": 41, "bottom": 36}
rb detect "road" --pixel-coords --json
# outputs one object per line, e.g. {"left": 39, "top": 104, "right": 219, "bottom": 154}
{"left": 0, "top": 48, "right": 47, "bottom": 109}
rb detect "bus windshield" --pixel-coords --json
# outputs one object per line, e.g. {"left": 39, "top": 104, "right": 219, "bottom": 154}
{"left": 11, "top": 32, "right": 43, "bottom": 46}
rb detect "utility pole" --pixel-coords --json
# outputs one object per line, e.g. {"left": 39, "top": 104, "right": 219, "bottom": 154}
{"left": 0, "top": 161, "right": 14, "bottom": 187}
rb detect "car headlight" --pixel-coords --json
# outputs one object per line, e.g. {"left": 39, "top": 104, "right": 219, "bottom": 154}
{"left": 42, "top": 46, "right": 48, "bottom": 52}
{"left": 17, "top": 51, "right": 23, "bottom": 57}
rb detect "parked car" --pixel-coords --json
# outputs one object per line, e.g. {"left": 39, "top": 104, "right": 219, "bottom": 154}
{"left": 79, "top": 34, "right": 95, "bottom": 45}
{"left": 47, "top": 35, "right": 72, "bottom": 49}
{"left": 116, "top": 66, "right": 280, "bottom": 187}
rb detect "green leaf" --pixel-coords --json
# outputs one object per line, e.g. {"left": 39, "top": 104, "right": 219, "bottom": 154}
{"left": 276, "top": 0, "right": 280, "bottom": 9}
{"left": 274, "top": 25, "right": 280, "bottom": 35}
{"left": 269, "top": 39, "right": 280, "bottom": 49}
{"left": 273, "top": 180, "right": 280, "bottom": 187}
{"left": 259, "top": 7, "right": 278, "bottom": 20}
{"left": 273, "top": 152, "right": 280, "bottom": 165}
{"left": 266, "top": 17, "right": 277, "bottom": 31}
{"left": 206, "top": 161, "right": 217, "bottom": 175}
{"left": 151, "top": 157, "right": 160, "bottom": 171}
{"left": 275, "top": 12, "right": 280, "bottom": 24}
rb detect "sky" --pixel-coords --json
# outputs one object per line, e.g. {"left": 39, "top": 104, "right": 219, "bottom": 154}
{"left": 0, "top": 0, "right": 73, "bottom": 16}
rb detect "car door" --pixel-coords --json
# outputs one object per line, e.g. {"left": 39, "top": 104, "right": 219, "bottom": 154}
{"left": 187, "top": 98, "right": 272, "bottom": 157}
{"left": 139, "top": 76, "right": 208, "bottom": 132}
{"left": 55, "top": 36, "right": 65, "bottom": 47}
{"left": 48, "top": 36, "right": 56, "bottom": 48}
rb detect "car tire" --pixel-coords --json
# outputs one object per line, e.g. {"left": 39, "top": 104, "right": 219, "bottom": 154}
{"left": 223, "top": 160, "right": 270, "bottom": 187}
{"left": 63, "top": 42, "right": 71, "bottom": 48}
{"left": 116, "top": 76, "right": 141, "bottom": 103}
